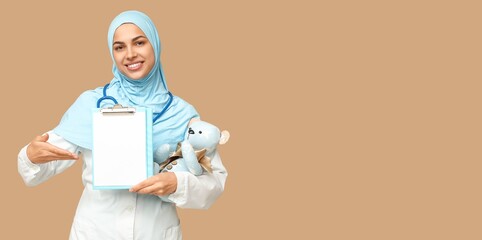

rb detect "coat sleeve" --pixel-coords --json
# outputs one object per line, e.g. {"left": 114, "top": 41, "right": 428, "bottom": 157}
{"left": 17, "top": 131, "right": 79, "bottom": 187}
{"left": 168, "top": 150, "right": 228, "bottom": 209}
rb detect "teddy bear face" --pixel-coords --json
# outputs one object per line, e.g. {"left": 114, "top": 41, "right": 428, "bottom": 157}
{"left": 186, "top": 121, "right": 221, "bottom": 152}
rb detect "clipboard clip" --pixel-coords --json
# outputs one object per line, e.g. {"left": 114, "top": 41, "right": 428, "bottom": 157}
{"left": 100, "top": 104, "right": 136, "bottom": 113}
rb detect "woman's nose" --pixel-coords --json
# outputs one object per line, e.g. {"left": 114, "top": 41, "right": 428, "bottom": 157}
{"left": 126, "top": 46, "right": 137, "bottom": 59}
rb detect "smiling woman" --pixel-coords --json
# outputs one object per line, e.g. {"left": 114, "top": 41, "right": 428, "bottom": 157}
{"left": 17, "top": 10, "right": 228, "bottom": 240}
{"left": 112, "top": 24, "right": 155, "bottom": 80}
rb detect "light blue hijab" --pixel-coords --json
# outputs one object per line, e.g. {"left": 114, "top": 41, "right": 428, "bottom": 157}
{"left": 54, "top": 10, "right": 199, "bottom": 150}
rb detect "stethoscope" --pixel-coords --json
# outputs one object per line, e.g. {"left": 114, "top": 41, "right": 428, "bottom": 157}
{"left": 96, "top": 83, "right": 173, "bottom": 123}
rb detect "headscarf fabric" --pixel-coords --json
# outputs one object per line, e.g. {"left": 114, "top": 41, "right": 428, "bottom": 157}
{"left": 54, "top": 10, "right": 199, "bottom": 150}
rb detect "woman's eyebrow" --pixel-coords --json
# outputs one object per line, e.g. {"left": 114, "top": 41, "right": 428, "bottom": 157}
{"left": 113, "top": 35, "right": 147, "bottom": 46}
{"left": 132, "top": 35, "right": 147, "bottom": 41}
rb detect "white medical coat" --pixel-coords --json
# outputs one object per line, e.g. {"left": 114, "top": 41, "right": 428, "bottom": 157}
{"left": 17, "top": 131, "right": 227, "bottom": 240}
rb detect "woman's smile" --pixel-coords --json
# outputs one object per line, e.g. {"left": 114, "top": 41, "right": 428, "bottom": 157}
{"left": 126, "top": 62, "right": 144, "bottom": 71}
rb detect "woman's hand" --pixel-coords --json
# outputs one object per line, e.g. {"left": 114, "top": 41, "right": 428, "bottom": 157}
{"left": 26, "top": 133, "right": 79, "bottom": 164}
{"left": 130, "top": 172, "right": 177, "bottom": 196}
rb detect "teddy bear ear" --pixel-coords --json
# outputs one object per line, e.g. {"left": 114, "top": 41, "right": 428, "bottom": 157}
{"left": 219, "top": 130, "right": 230, "bottom": 145}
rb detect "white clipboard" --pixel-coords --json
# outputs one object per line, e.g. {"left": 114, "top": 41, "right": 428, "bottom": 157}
{"left": 91, "top": 104, "right": 153, "bottom": 189}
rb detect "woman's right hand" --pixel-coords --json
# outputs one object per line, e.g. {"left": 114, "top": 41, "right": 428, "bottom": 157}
{"left": 26, "top": 133, "right": 79, "bottom": 164}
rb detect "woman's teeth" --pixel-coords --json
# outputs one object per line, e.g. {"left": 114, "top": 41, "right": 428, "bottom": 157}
{"left": 127, "top": 62, "right": 142, "bottom": 70}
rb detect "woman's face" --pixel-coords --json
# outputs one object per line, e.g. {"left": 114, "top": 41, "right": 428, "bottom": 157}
{"left": 112, "top": 23, "right": 155, "bottom": 80}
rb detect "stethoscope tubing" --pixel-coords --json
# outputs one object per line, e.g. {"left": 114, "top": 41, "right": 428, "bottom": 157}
{"left": 96, "top": 83, "right": 173, "bottom": 123}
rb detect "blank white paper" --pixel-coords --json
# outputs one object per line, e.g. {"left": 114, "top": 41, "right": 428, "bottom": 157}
{"left": 92, "top": 110, "right": 150, "bottom": 189}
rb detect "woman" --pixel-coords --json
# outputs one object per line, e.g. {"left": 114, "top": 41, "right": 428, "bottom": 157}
{"left": 17, "top": 10, "right": 227, "bottom": 239}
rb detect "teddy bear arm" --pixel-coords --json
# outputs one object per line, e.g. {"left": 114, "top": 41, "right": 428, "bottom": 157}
{"left": 154, "top": 143, "right": 172, "bottom": 164}
{"left": 181, "top": 142, "right": 203, "bottom": 175}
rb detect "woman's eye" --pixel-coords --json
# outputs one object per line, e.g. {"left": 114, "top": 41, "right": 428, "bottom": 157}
{"left": 136, "top": 41, "right": 145, "bottom": 46}
{"left": 114, "top": 46, "right": 123, "bottom": 51}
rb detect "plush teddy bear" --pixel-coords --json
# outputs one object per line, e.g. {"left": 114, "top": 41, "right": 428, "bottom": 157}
{"left": 154, "top": 120, "right": 230, "bottom": 176}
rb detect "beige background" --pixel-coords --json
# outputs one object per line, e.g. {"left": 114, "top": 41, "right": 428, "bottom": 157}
{"left": 1, "top": 0, "right": 481, "bottom": 239}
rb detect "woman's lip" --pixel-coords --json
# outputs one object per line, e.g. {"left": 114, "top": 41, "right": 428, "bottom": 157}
{"left": 125, "top": 62, "right": 143, "bottom": 71}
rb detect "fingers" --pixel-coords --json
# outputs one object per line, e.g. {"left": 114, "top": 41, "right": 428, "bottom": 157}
{"left": 50, "top": 146, "right": 79, "bottom": 160}
{"left": 130, "top": 175, "right": 158, "bottom": 193}
{"left": 34, "top": 133, "right": 49, "bottom": 142}
{"left": 130, "top": 180, "right": 150, "bottom": 193}
{"left": 27, "top": 133, "right": 79, "bottom": 163}
{"left": 130, "top": 173, "right": 176, "bottom": 196}
{"left": 133, "top": 183, "right": 171, "bottom": 196}
{"left": 133, "top": 183, "right": 164, "bottom": 195}
{"left": 35, "top": 141, "right": 78, "bottom": 160}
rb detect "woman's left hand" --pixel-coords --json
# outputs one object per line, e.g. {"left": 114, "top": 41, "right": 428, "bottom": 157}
{"left": 130, "top": 172, "right": 177, "bottom": 196}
